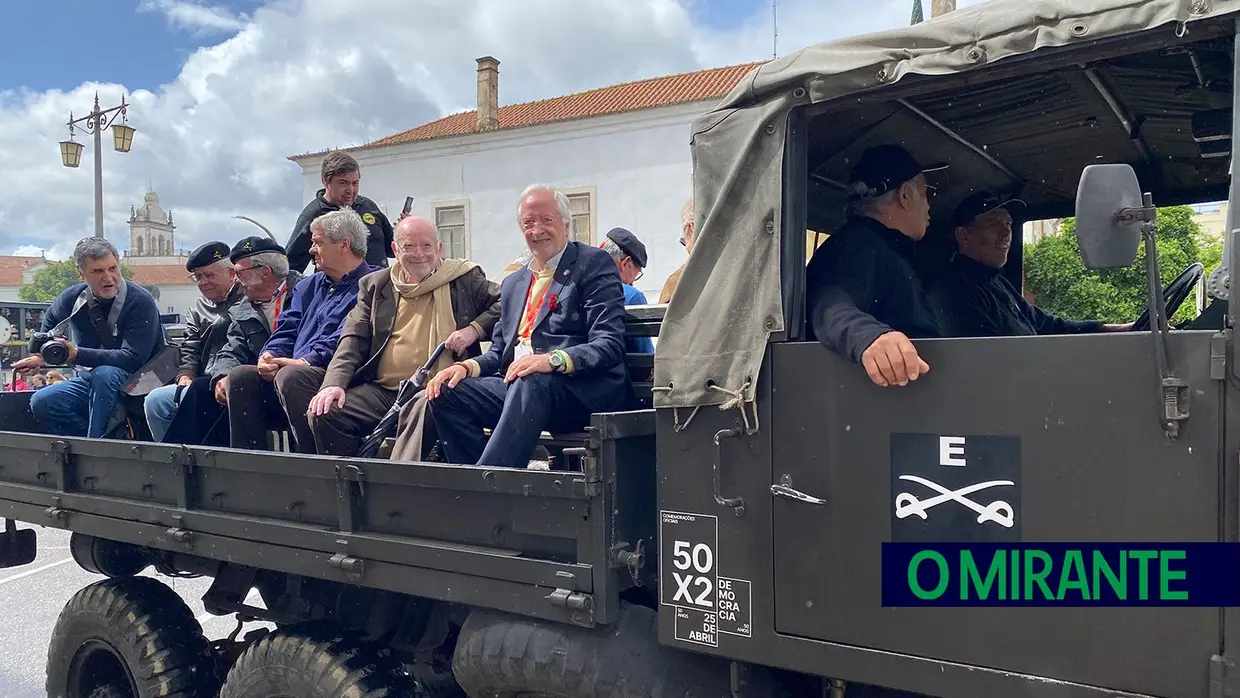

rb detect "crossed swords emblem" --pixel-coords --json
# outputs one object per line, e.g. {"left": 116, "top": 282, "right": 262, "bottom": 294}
{"left": 894, "top": 475, "right": 1015, "bottom": 528}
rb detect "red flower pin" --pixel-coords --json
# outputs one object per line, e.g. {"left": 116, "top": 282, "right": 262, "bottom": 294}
{"left": 549, "top": 294, "right": 559, "bottom": 311}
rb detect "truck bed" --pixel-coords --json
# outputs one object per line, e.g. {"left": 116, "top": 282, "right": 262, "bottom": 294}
{"left": 0, "top": 390, "right": 658, "bottom": 629}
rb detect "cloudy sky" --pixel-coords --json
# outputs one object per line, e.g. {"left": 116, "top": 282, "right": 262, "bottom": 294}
{"left": 0, "top": 0, "right": 984, "bottom": 260}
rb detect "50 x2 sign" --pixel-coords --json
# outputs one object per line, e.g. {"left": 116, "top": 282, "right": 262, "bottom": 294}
{"left": 659, "top": 510, "right": 753, "bottom": 648}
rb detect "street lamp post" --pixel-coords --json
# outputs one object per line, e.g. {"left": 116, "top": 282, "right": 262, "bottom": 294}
{"left": 58, "top": 93, "right": 137, "bottom": 238}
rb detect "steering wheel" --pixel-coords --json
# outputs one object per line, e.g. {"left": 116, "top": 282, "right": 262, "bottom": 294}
{"left": 1131, "top": 262, "right": 1204, "bottom": 332}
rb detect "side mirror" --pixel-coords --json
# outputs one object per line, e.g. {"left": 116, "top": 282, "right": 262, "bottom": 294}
{"left": 1074, "top": 164, "right": 1143, "bottom": 269}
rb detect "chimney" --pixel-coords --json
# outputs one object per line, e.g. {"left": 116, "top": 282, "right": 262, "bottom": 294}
{"left": 931, "top": 0, "right": 955, "bottom": 16}
{"left": 476, "top": 56, "right": 500, "bottom": 132}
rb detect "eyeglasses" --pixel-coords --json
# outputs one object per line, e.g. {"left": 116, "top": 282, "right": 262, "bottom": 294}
{"left": 189, "top": 270, "right": 225, "bottom": 283}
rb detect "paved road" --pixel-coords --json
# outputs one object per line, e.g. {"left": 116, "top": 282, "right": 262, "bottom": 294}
{"left": 0, "top": 526, "right": 269, "bottom": 697}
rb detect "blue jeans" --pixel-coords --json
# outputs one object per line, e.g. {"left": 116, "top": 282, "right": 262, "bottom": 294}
{"left": 30, "top": 366, "right": 132, "bottom": 438}
{"left": 144, "top": 383, "right": 180, "bottom": 442}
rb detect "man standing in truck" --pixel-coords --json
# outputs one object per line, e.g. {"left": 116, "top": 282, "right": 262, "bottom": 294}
{"left": 423, "top": 184, "right": 630, "bottom": 468}
{"left": 143, "top": 241, "right": 243, "bottom": 442}
{"left": 16, "top": 237, "right": 166, "bottom": 438}
{"left": 805, "top": 144, "right": 943, "bottom": 389}
{"left": 305, "top": 215, "right": 501, "bottom": 458}
{"left": 226, "top": 209, "right": 380, "bottom": 452}
{"left": 286, "top": 150, "right": 395, "bottom": 274}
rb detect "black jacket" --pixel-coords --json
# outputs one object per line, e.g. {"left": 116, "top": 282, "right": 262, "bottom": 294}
{"left": 805, "top": 216, "right": 941, "bottom": 362}
{"left": 928, "top": 255, "right": 1103, "bottom": 337}
{"left": 178, "top": 284, "right": 245, "bottom": 378}
{"left": 208, "top": 270, "right": 305, "bottom": 384}
{"left": 287, "top": 190, "right": 394, "bottom": 273}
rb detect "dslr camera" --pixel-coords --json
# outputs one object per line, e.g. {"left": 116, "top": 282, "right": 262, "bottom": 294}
{"left": 29, "top": 332, "right": 72, "bottom": 366}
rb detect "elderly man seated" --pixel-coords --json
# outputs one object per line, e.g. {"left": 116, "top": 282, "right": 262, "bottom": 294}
{"left": 144, "top": 241, "right": 244, "bottom": 442}
{"left": 305, "top": 215, "right": 501, "bottom": 458}
{"left": 600, "top": 226, "right": 654, "bottom": 354}
{"left": 16, "top": 237, "right": 166, "bottom": 438}
{"left": 164, "top": 236, "right": 304, "bottom": 446}
{"left": 225, "top": 209, "right": 380, "bottom": 452}
{"left": 424, "top": 184, "right": 630, "bottom": 468}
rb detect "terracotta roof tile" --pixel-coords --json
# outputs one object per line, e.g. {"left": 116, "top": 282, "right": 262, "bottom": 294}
{"left": 0, "top": 257, "right": 47, "bottom": 286}
{"left": 129, "top": 265, "right": 196, "bottom": 286}
{"left": 295, "top": 61, "right": 765, "bottom": 158}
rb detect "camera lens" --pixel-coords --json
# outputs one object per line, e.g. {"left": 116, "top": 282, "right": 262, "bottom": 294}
{"left": 41, "top": 341, "right": 69, "bottom": 366}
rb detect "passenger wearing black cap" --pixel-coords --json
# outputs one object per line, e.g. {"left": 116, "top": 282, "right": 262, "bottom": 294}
{"left": 161, "top": 236, "right": 307, "bottom": 447}
{"left": 927, "top": 191, "right": 1130, "bottom": 337}
{"left": 805, "top": 144, "right": 943, "bottom": 388}
{"left": 600, "top": 227, "right": 655, "bottom": 354}
{"left": 144, "top": 241, "right": 244, "bottom": 442}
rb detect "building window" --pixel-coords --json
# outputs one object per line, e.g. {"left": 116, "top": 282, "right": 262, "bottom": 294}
{"left": 434, "top": 204, "right": 469, "bottom": 259}
{"left": 565, "top": 190, "right": 595, "bottom": 245}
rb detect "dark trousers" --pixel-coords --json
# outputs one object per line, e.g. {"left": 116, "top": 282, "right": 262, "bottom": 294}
{"left": 428, "top": 373, "right": 590, "bottom": 468}
{"left": 226, "top": 364, "right": 324, "bottom": 453}
{"left": 306, "top": 382, "right": 398, "bottom": 456}
{"left": 163, "top": 376, "right": 229, "bottom": 447}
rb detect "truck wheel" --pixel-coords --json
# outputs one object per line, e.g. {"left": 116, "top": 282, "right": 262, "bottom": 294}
{"left": 219, "top": 622, "right": 415, "bottom": 698}
{"left": 452, "top": 602, "right": 785, "bottom": 697}
{"left": 45, "top": 576, "right": 217, "bottom": 698}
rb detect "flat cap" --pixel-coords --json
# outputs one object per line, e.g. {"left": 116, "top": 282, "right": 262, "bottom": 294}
{"left": 186, "top": 241, "right": 231, "bottom": 271}
{"left": 605, "top": 227, "right": 647, "bottom": 268}
{"left": 230, "top": 236, "right": 286, "bottom": 264}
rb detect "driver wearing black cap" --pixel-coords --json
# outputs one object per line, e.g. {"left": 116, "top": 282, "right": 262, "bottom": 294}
{"left": 805, "top": 144, "right": 944, "bottom": 388}
{"left": 927, "top": 191, "right": 1130, "bottom": 337}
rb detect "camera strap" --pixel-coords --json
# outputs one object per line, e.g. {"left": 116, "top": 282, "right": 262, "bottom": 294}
{"left": 68, "top": 282, "right": 127, "bottom": 350}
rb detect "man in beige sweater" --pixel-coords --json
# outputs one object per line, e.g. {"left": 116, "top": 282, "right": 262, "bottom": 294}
{"left": 305, "top": 216, "right": 501, "bottom": 457}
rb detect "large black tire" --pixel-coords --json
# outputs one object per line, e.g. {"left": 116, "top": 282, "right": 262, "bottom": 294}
{"left": 219, "top": 621, "right": 416, "bottom": 698}
{"left": 451, "top": 602, "right": 789, "bottom": 698}
{"left": 45, "top": 576, "right": 217, "bottom": 698}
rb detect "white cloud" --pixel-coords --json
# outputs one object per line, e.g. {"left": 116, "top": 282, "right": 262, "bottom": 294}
{"left": 0, "top": 0, "right": 989, "bottom": 261}
{"left": 139, "top": 0, "right": 248, "bottom": 35}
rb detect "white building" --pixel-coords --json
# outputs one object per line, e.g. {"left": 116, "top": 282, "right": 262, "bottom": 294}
{"left": 289, "top": 57, "right": 762, "bottom": 300}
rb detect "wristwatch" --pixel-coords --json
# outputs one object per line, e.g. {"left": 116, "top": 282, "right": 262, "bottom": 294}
{"left": 548, "top": 350, "right": 566, "bottom": 372}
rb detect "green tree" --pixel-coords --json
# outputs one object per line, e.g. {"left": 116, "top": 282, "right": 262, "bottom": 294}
{"left": 1023, "top": 205, "right": 1222, "bottom": 325}
{"left": 18, "top": 261, "right": 136, "bottom": 303}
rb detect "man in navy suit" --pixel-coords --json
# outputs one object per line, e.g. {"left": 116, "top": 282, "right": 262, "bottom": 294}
{"left": 424, "top": 184, "right": 630, "bottom": 468}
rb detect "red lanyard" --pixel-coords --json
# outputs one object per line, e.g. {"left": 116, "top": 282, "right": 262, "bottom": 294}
{"left": 519, "top": 273, "right": 550, "bottom": 340}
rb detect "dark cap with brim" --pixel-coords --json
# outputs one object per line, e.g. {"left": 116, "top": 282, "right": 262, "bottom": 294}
{"left": 186, "top": 241, "right": 231, "bottom": 271}
{"left": 952, "top": 190, "right": 1027, "bottom": 228}
{"left": 230, "top": 236, "right": 286, "bottom": 264}
{"left": 846, "top": 144, "right": 948, "bottom": 199}
{"left": 605, "top": 227, "right": 648, "bottom": 268}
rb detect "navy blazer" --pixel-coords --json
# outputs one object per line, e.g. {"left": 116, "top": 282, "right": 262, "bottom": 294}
{"left": 474, "top": 241, "right": 630, "bottom": 411}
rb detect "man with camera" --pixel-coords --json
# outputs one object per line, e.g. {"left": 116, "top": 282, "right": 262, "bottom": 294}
{"left": 16, "top": 237, "right": 166, "bottom": 438}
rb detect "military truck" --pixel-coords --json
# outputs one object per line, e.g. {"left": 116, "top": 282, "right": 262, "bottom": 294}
{"left": 3, "top": 0, "right": 1240, "bottom": 696}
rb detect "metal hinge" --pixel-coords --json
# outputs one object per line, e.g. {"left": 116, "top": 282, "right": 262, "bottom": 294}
{"left": 328, "top": 538, "right": 365, "bottom": 582}
{"left": 1212, "top": 332, "right": 1229, "bottom": 380}
{"left": 166, "top": 514, "right": 193, "bottom": 548}
{"left": 1210, "top": 653, "right": 1237, "bottom": 698}
{"left": 545, "top": 587, "right": 594, "bottom": 626}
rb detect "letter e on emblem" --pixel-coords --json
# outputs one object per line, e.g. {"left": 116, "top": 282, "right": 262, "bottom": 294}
{"left": 939, "top": 436, "right": 966, "bottom": 467}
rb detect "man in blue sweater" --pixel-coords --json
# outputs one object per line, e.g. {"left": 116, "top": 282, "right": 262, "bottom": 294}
{"left": 14, "top": 237, "right": 165, "bottom": 437}
{"left": 225, "top": 208, "right": 380, "bottom": 452}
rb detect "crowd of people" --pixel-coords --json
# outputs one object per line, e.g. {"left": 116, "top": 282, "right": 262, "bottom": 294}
{"left": 12, "top": 151, "right": 695, "bottom": 469}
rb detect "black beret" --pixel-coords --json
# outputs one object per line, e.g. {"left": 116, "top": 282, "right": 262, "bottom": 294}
{"left": 230, "top": 236, "right": 286, "bottom": 264}
{"left": 605, "top": 227, "right": 647, "bottom": 269}
{"left": 186, "top": 241, "right": 231, "bottom": 271}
